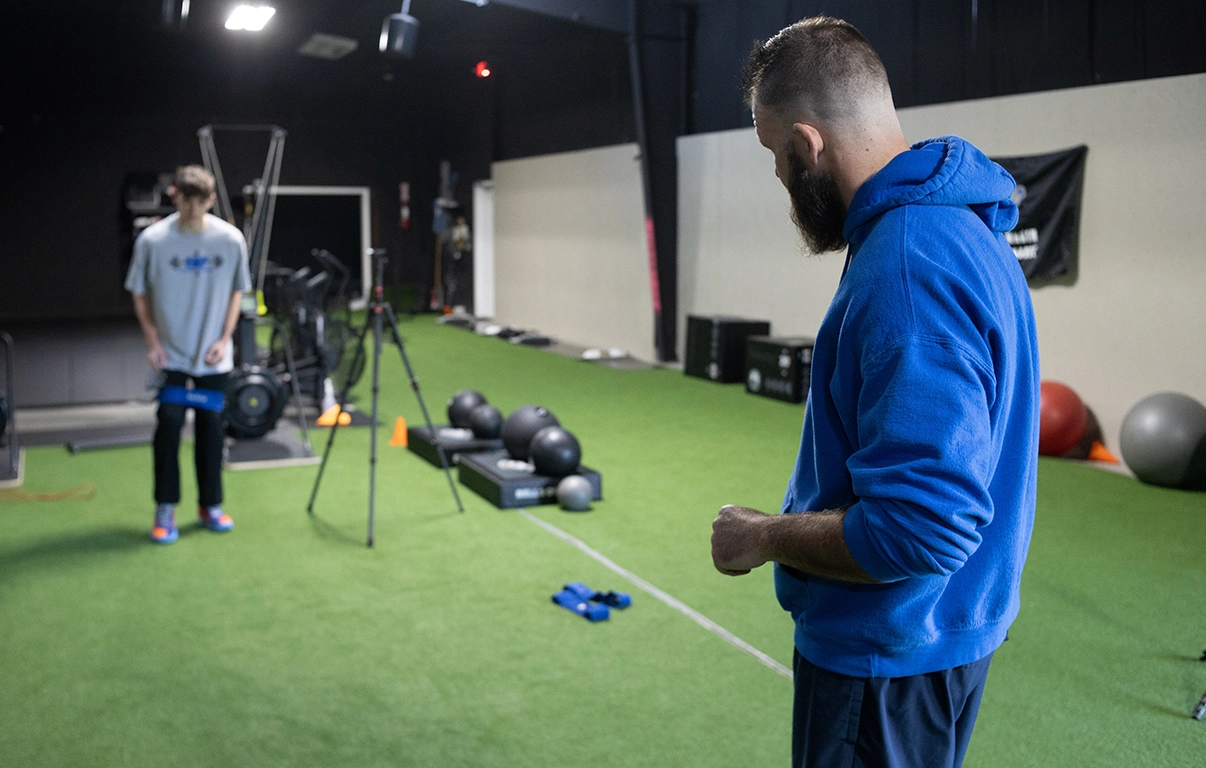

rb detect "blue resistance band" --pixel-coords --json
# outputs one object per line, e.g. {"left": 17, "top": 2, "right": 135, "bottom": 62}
{"left": 159, "top": 385, "right": 225, "bottom": 413}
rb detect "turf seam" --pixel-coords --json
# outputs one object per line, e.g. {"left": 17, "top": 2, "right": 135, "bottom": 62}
{"left": 518, "top": 508, "right": 793, "bottom": 681}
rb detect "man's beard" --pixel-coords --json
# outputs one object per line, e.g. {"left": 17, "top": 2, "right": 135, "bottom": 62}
{"left": 787, "top": 148, "right": 847, "bottom": 254}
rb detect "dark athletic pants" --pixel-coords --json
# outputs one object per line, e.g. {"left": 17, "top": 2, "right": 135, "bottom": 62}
{"left": 154, "top": 370, "right": 227, "bottom": 508}
{"left": 792, "top": 650, "right": 993, "bottom": 768}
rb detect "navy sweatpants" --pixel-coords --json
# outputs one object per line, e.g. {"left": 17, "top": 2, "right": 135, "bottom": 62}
{"left": 792, "top": 650, "right": 993, "bottom": 768}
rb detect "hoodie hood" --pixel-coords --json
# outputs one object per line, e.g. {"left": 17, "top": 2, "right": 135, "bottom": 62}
{"left": 843, "top": 136, "right": 1019, "bottom": 247}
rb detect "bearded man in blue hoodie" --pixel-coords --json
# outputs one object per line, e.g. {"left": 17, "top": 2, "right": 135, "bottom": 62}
{"left": 710, "top": 16, "right": 1040, "bottom": 768}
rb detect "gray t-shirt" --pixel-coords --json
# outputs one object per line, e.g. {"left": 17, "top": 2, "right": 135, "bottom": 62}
{"left": 125, "top": 212, "right": 252, "bottom": 376}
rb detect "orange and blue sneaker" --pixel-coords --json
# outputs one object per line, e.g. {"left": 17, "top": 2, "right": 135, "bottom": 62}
{"left": 198, "top": 505, "right": 234, "bottom": 533}
{"left": 151, "top": 504, "right": 178, "bottom": 544}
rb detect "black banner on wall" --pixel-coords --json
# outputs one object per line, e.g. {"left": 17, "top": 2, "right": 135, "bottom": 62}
{"left": 992, "top": 145, "right": 1088, "bottom": 281}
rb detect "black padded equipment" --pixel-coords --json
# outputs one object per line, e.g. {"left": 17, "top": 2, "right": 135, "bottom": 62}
{"left": 224, "top": 366, "right": 287, "bottom": 439}
{"left": 529, "top": 426, "right": 581, "bottom": 477}
{"left": 501, "top": 405, "right": 559, "bottom": 460}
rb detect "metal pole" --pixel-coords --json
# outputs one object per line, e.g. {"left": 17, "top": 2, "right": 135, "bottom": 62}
{"left": 366, "top": 257, "right": 386, "bottom": 547}
{"left": 626, "top": 0, "right": 664, "bottom": 362}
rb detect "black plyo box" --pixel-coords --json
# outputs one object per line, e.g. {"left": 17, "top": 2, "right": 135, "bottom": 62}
{"left": 685, "top": 315, "right": 771, "bottom": 383}
{"left": 744, "top": 336, "right": 814, "bottom": 403}
{"left": 457, "top": 449, "right": 603, "bottom": 509}
{"left": 407, "top": 425, "right": 504, "bottom": 467}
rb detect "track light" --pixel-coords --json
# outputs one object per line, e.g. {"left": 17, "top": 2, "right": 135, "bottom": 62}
{"left": 380, "top": 0, "right": 420, "bottom": 58}
{"left": 226, "top": 5, "right": 275, "bottom": 31}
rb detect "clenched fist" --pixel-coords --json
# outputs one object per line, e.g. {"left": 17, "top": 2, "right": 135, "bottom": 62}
{"left": 711, "top": 504, "right": 772, "bottom": 576}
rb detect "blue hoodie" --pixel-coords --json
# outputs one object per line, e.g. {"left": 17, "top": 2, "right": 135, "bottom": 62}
{"left": 774, "top": 136, "right": 1040, "bottom": 678}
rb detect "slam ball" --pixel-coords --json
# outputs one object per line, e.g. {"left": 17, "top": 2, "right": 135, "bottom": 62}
{"left": 1119, "top": 392, "right": 1206, "bottom": 489}
{"left": 557, "top": 475, "right": 593, "bottom": 512}
{"left": 1039, "top": 381, "right": 1088, "bottom": 456}
{"left": 529, "top": 426, "right": 581, "bottom": 477}
{"left": 468, "top": 404, "right": 503, "bottom": 440}
{"left": 501, "top": 405, "right": 560, "bottom": 460}
{"left": 447, "top": 390, "right": 487, "bottom": 428}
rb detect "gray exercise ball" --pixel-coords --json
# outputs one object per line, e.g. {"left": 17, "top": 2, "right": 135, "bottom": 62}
{"left": 1119, "top": 392, "right": 1206, "bottom": 490}
{"left": 556, "top": 475, "right": 594, "bottom": 511}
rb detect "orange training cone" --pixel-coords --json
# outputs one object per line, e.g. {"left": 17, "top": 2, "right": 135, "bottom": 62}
{"left": 389, "top": 416, "right": 409, "bottom": 446}
{"left": 317, "top": 405, "right": 353, "bottom": 427}
{"left": 1087, "top": 440, "right": 1120, "bottom": 464}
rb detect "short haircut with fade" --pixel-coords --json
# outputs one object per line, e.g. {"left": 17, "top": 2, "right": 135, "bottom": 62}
{"left": 174, "top": 165, "right": 216, "bottom": 200}
{"left": 742, "top": 16, "right": 891, "bottom": 125}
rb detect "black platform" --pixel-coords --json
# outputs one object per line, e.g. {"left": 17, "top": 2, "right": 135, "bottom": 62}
{"left": 744, "top": 335, "right": 814, "bottom": 403}
{"left": 407, "top": 424, "right": 505, "bottom": 467}
{"left": 684, "top": 315, "right": 771, "bottom": 383}
{"left": 457, "top": 449, "right": 602, "bottom": 509}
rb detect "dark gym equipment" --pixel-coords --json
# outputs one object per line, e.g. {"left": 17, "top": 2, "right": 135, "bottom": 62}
{"left": 224, "top": 366, "right": 288, "bottom": 439}
{"left": 557, "top": 475, "right": 594, "bottom": 512}
{"left": 1119, "top": 392, "right": 1206, "bottom": 489}
{"left": 0, "top": 331, "right": 20, "bottom": 485}
{"left": 685, "top": 315, "right": 771, "bottom": 383}
{"left": 501, "top": 405, "right": 560, "bottom": 460}
{"left": 198, "top": 123, "right": 286, "bottom": 293}
{"left": 265, "top": 250, "right": 365, "bottom": 400}
{"left": 468, "top": 403, "right": 503, "bottom": 440}
{"left": 406, "top": 424, "right": 504, "bottom": 468}
{"left": 308, "top": 249, "right": 464, "bottom": 547}
{"left": 457, "top": 449, "right": 602, "bottom": 509}
{"left": 529, "top": 426, "right": 581, "bottom": 477}
{"left": 447, "top": 389, "right": 487, "bottom": 428}
{"left": 745, "top": 336, "right": 814, "bottom": 403}
{"left": 224, "top": 308, "right": 312, "bottom": 453}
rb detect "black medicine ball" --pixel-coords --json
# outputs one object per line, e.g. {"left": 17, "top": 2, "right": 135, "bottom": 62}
{"left": 501, "top": 405, "right": 560, "bottom": 460}
{"left": 468, "top": 403, "right": 503, "bottom": 439}
{"left": 529, "top": 426, "right": 581, "bottom": 477}
{"left": 447, "top": 390, "right": 487, "bottom": 428}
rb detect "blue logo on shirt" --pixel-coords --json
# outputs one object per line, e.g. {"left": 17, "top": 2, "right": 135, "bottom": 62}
{"left": 170, "top": 252, "right": 225, "bottom": 273}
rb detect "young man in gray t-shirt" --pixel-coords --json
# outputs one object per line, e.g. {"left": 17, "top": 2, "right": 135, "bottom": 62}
{"left": 124, "top": 165, "right": 252, "bottom": 544}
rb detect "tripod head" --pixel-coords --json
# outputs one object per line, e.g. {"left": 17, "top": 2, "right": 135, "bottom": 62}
{"left": 368, "top": 248, "right": 388, "bottom": 305}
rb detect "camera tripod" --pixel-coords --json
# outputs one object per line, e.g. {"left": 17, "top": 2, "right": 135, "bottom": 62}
{"left": 307, "top": 249, "right": 463, "bottom": 547}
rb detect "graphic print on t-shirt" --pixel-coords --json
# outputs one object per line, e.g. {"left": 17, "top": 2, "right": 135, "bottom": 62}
{"left": 169, "top": 252, "right": 226, "bottom": 273}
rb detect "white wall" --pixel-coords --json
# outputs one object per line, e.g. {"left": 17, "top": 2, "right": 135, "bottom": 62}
{"left": 491, "top": 144, "right": 657, "bottom": 362}
{"left": 677, "top": 73, "right": 1206, "bottom": 456}
{"left": 472, "top": 180, "right": 495, "bottom": 319}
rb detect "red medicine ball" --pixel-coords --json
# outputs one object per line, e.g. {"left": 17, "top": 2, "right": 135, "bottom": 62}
{"left": 1039, "top": 381, "right": 1088, "bottom": 456}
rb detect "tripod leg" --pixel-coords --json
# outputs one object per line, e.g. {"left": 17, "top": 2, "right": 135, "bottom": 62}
{"left": 306, "top": 316, "right": 371, "bottom": 515}
{"left": 367, "top": 306, "right": 384, "bottom": 547}
{"left": 382, "top": 303, "right": 465, "bottom": 513}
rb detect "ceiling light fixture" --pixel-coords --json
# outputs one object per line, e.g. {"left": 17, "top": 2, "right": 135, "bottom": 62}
{"left": 226, "top": 5, "right": 276, "bottom": 32}
{"left": 380, "top": 0, "right": 420, "bottom": 58}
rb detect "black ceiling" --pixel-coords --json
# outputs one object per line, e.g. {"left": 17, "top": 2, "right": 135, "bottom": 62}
{"left": 1, "top": 0, "right": 638, "bottom": 119}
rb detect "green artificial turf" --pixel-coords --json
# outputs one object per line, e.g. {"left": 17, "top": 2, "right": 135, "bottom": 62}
{"left": 1, "top": 317, "right": 1204, "bottom": 767}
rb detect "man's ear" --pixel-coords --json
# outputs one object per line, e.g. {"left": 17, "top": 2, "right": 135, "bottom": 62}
{"left": 790, "top": 122, "right": 825, "bottom": 169}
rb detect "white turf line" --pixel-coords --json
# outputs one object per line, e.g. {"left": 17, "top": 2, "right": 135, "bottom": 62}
{"left": 518, "top": 508, "right": 794, "bottom": 681}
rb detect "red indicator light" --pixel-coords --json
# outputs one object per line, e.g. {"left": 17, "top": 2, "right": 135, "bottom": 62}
{"left": 475, "top": 60, "right": 491, "bottom": 78}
